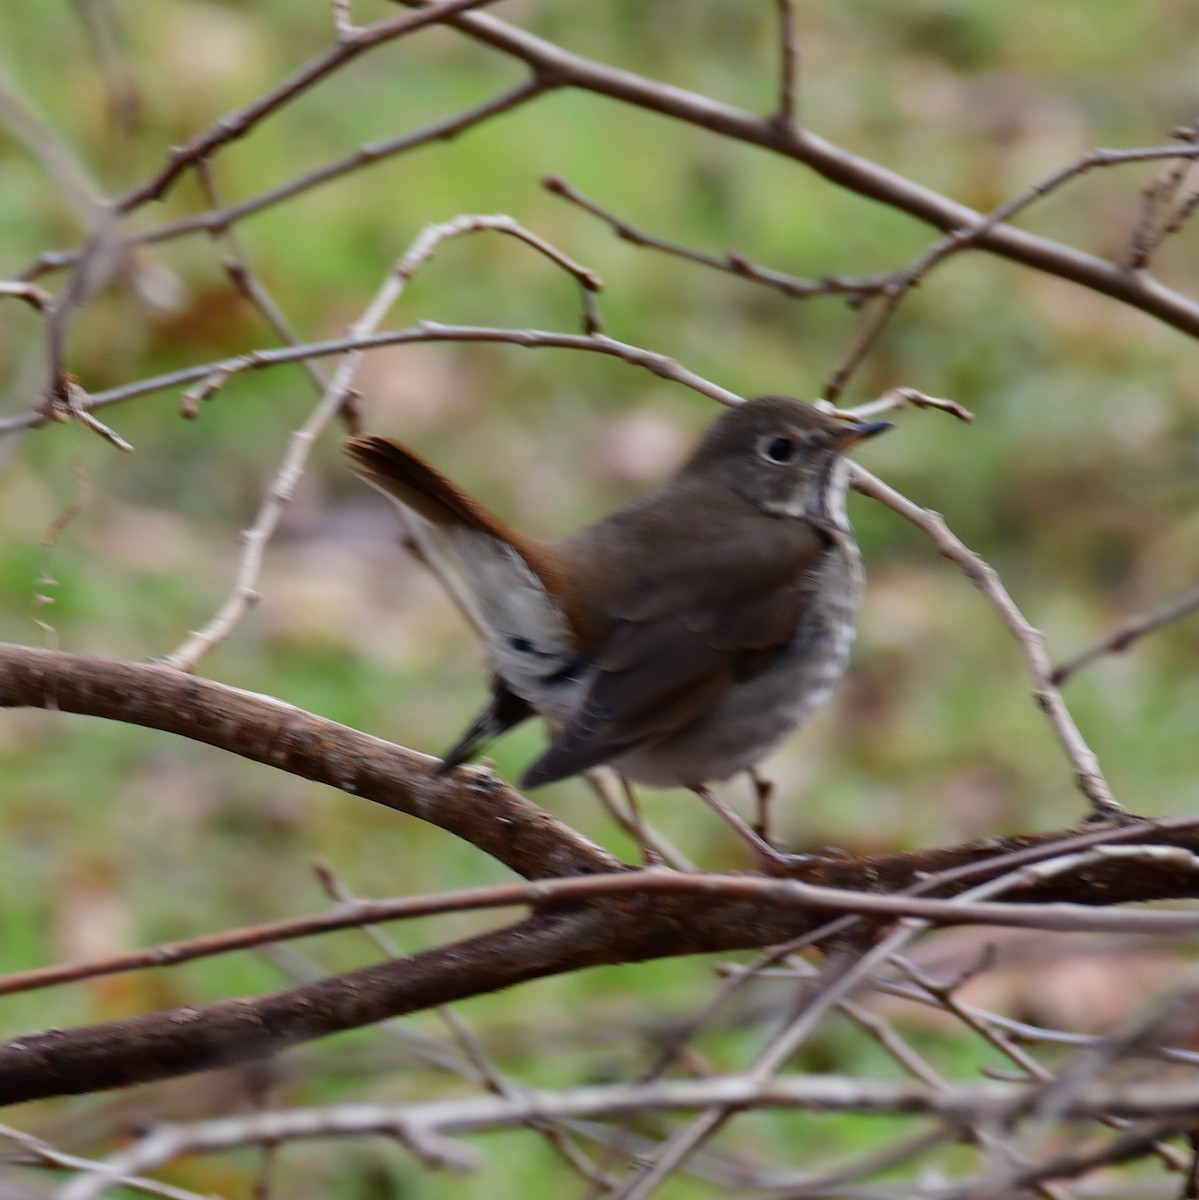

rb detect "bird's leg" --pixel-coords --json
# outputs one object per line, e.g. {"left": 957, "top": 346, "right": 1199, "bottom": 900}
{"left": 748, "top": 766, "right": 775, "bottom": 845}
{"left": 584, "top": 773, "right": 693, "bottom": 869}
{"left": 691, "top": 785, "right": 809, "bottom": 875}
{"left": 620, "top": 776, "right": 664, "bottom": 867}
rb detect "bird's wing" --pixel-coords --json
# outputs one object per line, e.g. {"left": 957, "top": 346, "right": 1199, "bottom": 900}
{"left": 519, "top": 524, "right": 828, "bottom": 789}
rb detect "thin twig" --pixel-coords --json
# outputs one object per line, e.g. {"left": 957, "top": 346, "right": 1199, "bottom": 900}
{"left": 190, "top": 158, "right": 359, "bottom": 429}
{"left": 543, "top": 174, "right": 888, "bottom": 302}
{"left": 21, "top": 79, "right": 547, "bottom": 281}
{"left": 774, "top": 0, "right": 800, "bottom": 129}
{"left": 312, "top": 862, "right": 612, "bottom": 1189}
{"left": 113, "top": 0, "right": 512, "bottom": 215}
{"left": 158, "top": 253, "right": 421, "bottom": 668}
{"left": 65, "top": 1016, "right": 1199, "bottom": 1200}
{"left": 893, "top": 955, "right": 1191, "bottom": 1176}
{"left": 1010, "top": 984, "right": 1199, "bottom": 1180}
{"left": 584, "top": 772, "right": 697, "bottom": 870}
{"left": 823, "top": 141, "right": 1199, "bottom": 399}
{"left": 159, "top": 214, "right": 604, "bottom": 671}
{"left": 194, "top": 161, "right": 329, "bottom": 396}
{"left": 1124, "top": 118, "right": 1199, "bottom": 269}
{"left": 850, "top": 464, "right": 1121, "bottom": 817}
{"left": 835, "top": 385, "right": 975, "bottom": 423}
{"left": 0, "top": 279, "right": 53, "bottom": 310}
{"left": 53, "top": 375, "right": 134, "bottom": 452}
{"left": 936, "top": 1122, "right": 1186, "bottom": 1200}
{"left": 392, "top": 212, "right": 604, "bottom": 326}
{"left": 0, "top": 1122, "right": 206, "bottom": 1200}
{"left": 1052, "top": 585, "right": 1199, "bottom": 685}
{"left": 42, "top": 206, "right": 121, "bottom": 402}
{"left": 7, "top": 844, "right": 1199, "bottom": 1003}
{"left": 605, "top": 847, "right": 1184, "bottom": 1199}
{"left": 332, "top": 0, "right": 354, "bottom": 39}
{"left": 71, "top": 0, "right": 140, "bottom": 133}
{"left": 0, "top": 58, "right": 104, "bottom": 214}
{"left": 0, "top": 325, "right": 743, "bottom": 438}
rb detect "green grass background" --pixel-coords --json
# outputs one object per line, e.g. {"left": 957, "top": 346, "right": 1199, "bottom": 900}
{"left": 1, "top": 1, "right": 1198, "bottom": 1195}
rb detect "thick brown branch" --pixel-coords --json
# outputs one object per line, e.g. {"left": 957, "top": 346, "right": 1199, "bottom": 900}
{"left": 0, "top": 642, "right": 612, "bottom": 880}
{"left": 3, "top": 642, "right": 1198, "bottom": 1106}
{"left": 3, "top": 821, "right": 1199, "bottom": 1106}
{"left": 0, "top": 915, "right": 573, "bottom": 1106}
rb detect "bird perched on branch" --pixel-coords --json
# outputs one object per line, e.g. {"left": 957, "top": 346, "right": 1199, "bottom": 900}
{"left": 347, "top": 395, "right": 888, "bottom": 864}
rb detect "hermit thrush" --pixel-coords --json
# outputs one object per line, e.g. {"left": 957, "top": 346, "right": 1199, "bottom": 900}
{"left": 346, "top": 396, "right": 888, "bottom": 855}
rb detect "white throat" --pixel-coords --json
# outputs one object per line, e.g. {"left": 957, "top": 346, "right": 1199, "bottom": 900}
{"left": 763, "top": 456, "right": 852, "bottom": 529}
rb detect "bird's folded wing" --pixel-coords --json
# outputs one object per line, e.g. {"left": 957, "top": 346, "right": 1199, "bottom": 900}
{"left": 519, "top": 566, "right": 814, "bottom": 789}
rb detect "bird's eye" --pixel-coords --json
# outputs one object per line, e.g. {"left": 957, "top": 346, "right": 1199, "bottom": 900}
{"left": 762, "top": 435, "right": 796, "bottom": 464}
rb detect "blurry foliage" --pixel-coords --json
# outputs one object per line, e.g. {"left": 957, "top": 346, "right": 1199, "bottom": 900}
{"left": 1, "top": 0, "right": 1198, "bottom": 1195}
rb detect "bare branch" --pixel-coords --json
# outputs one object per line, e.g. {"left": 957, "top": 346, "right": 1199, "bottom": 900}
{"left": 1052, "top": 584, "right": 1199, "bottom": 685}
{"left": 0, "top": 325, "right": 743, "bottom": 439}
{"left": 59, "top": 1073, "right": 1199, "bottom": 1200}
{"left": 851, "top": 466, "right": 1121, "bottom": 818}
{"left": 20, "top": 79, "right": 547, "bottom": 280}
{"left": 835, "top": 385, "right": 975, "bottom": 424}
{"left": 312, "top": 864, "right": 608, "bottom": 1186}
{"left": 774, "top": 0, "right": 800, "bottom": 129}
{"left": 0, "top": 642, "right": 614, "bottom": 881}
{"left": 614, "top": 846, "right": 1171, "bottom": 1199}
{"left": 19, "top": 9, "right": 1199, "bottom": 352}
{"left": 159, "top": 214, "right": 603, "bottom": 670}
{"left": 6, "top": 841, "right": 1199, "bottom": 1008}
{"left": 56, "top": 375, "right": 133, "bottom": 452}
{"left": 823, "top": 141, "right": 1199, "bottom": 398}
{"left": 0, "top": 1123, "right": 205, "bottom": 1200}
{"left": 0, "top": 280, "right": 53, "bottom": 310}
{"left": 543, "top": 174, "right": 889, "bottom": 302}
{"left": 2, "top": 643, "right": 1199, "bottom": 1105}
{"left": 393, "top": 2, "right": 1199, "bottom": 339}
{"left": 193, "top": 159, "right": 334, "bottom": 406}
{"left": 0, "top": 58, "right": 104, "bottom": 215}
{"left": 112, "top": 0, "right": 512, "bottom": 214}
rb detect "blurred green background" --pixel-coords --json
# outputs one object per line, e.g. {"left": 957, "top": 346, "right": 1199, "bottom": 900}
{"left": 1, "top": 1, "right": 1198, "bottom": 1195}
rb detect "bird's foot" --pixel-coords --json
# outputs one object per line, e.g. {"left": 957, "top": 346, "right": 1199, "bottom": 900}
{"left": 692, "top": 784, "right": 798, "bottom": 872}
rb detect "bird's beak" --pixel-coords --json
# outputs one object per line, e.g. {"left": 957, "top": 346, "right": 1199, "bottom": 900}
{"left": 825, "top": 420, "right": 893, "bottom": 452}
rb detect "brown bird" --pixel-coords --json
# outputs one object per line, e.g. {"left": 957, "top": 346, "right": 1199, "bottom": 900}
{"left": 346, "top": 396, "right": 889, "bottom": 860}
